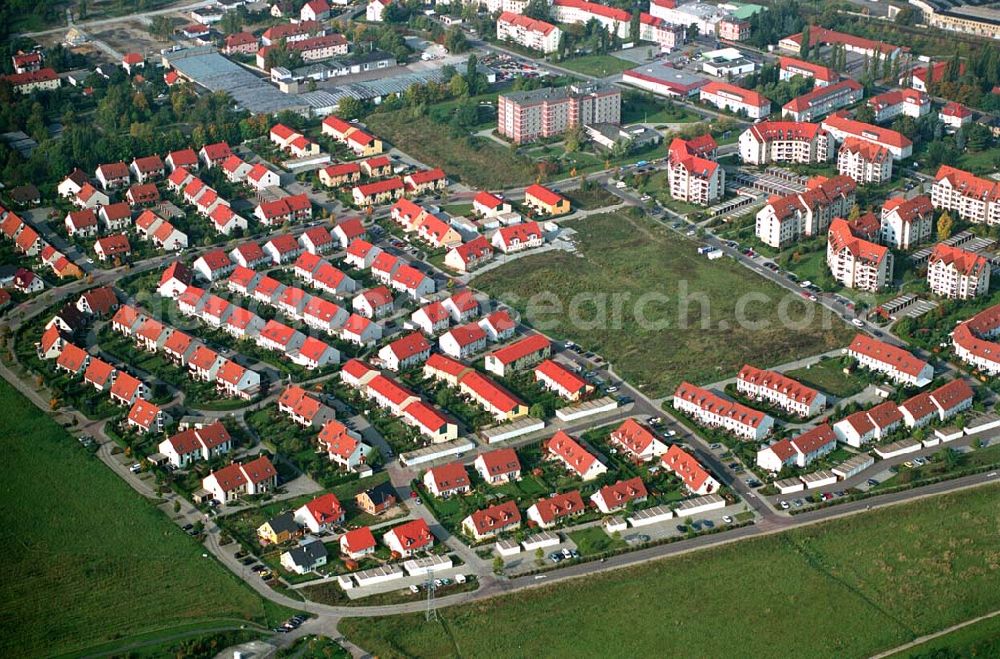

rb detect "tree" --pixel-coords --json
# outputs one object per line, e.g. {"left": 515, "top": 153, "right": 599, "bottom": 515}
{"left": 937, "top": 211, "right": 954, "bottom": 241}
{"left": 563, "top": 125, "right": 583, "bottom": 153}
{"left": 173, "top": 499, "right": 181, "bottom": 513}
{"left": 149, "top": 15, "right": 173, "bottom": 39}
{"left": 848, "top": 204, "right": 861, "bottom": 221}
{"left": 492, "top": 556, "right": 505, "bottom": 575}
{"left": 444, "top": 26, "right": 468, "bottom": 54}
{"left": 630, "top": 10, "right": 640, "bottom": 42}
{"left": 534, "top": 547, "right": 544, "bottom": 566}
{"left": 337, "top": 96, "right": 365, "bottom": 120}
{"left": 799, "top": 25, "right": 810, "bottom": 60}
{"left": 529, "top": 403, "right": 546, "bottom": 418}
{"left": 465, "top": 54, "right": 480, "bottom": 96}
{"left": 449, "top": 72, "right": 469, "bottom": 98}
{"left": 524, "top": 0, "right": 550, "bottom": 21}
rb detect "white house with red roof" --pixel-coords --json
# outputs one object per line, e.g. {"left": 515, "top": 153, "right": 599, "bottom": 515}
{"left": 463, "top": 500, "right": 522, "bottom": 541}
{"left": 65, "top": 209, "right": 98, "bottom": 238}
{"left": 199, "top": 142, "right": 232, "bottom": 169}
{"left": 291, "top": 336, "right": 339, "bottom": 370}
{"left": 474, "top": 448, "right": 522, "bottom": 484}
{"left": 130, "top": 155, "right": 164, "bottom": 183}
{"left": 99, "top": 202, "right": 132, "bottom": 231}
{"left": 58, "top": 168, "right": 90, "bottom": 198}
{"left": 247, "top": 163, "right": 281, "bottom": 190}
{"left": 846, "top": 333, "right": 933, "bottom": 387}
{"left": 927, "top": 243, "right": 990, "bottom": 300}
{"left": 547, "top": 430, "right": 608, "bottom": 481}
{"left": 378, "top": 331, "right": 431, "bottom": 371}
{"left": 442, "top": 290, "right": 480, "bottom": 323}
{"left": 591, "top": 476, "right": 648, "bottom": 514}
{"left": 55, "top": 343, "right": 89, "bottom": 376}
{"left": 738, "top": 121, "right": 834, "bottom": 166}
{"left": 880, "top": 195, "right": 933, "bottom": 250}
{"left": 492, "top": 221, "right": 544, "bottom": 254}
{"left": 318, "top": 419, "right": 370, "bottom": 468}
{"left": 257, "top": 320, "right": 306, "bottom": 355}
{"left": 700, "top": 81, "right": 771, "bottom": 119}
{"left": 497, "top": 12, "right": 562, "bottom": 53}
{"left": 673, "top": 382, "right": 774, "bottom": 441}
{"left": 158, "top": 421, "right": 232, "bottom": 468}
{"left": 867, "top": 88, "right": 930, "bottom": 123}
{"left": 390, "top": 264, "right": 435, "bottom": 300}
{"left": 736, "top": 364, "right": 826, "bottom": 418}
{"left": 423, "top": 462, "right": 471, "bottom": 498}
{"left": 403, "top": 168, "right": 448, "bottom": 195}
{"left": 345, "top": 239, "right": 382, "bottom": 269}
{"left": 383, "top": 519, "right": 434, "bottom": 557}
{"left": 534, "top": 359, "right": 592, "bottom": 401}
{"left": 319, "top": 162, "right": 361, "bottom": 188}
{"left": 127, "top": 400, "right": 167, "bottom": 434}
{"left": 263, "top": 234, "right": 304, "bottom": 264}
{"left": 225, "top": 308, "right": 265, "bottom": 340}
{"left": 227, "top": 265, "right": 262, "bottom": 297}
{"left": 821, "top": 111, "right": 913, "bottom": 159}
{"left": 294, "top": 252, "right": 327, "bottom": 281}
{"left": 188, "top": 345, "right": 224, "bottom": 382}
{"left": 341, "top": 313, "right": 382, "bottom": 345}
{"left": 74, "top": 183, "right": 109, "bottom": 209}
{"left": 340, "top": 527, "right": 377, "bottom": 558}
{"left": 411, "top": 301, "right": 451, "bottom": 336}
{"left": 300, "top": 226, "right": 335, "bottom": 254}
{"left": 84, "top": 358, "right": 116, "bottom": 391}
{"left": 458, "top": 371, "right": 527, "bottom": 421}
{"left": 370, "top": 252, "right": 401, "bottom": 283}
{"left": 662, "top": 444, "right": 719, "bottom": 495}
{"left": 526, "top": 490, "right": 585, "bottom": 528}
{"left": 111, "top": 305, "right": 146, "bottom": 336}
{"left": 255, "top": 194, "right": 312, "bottom": 226}
{"left": 303, "top": 297, "right": 349, "bottom": 334}
{"left": 110, "top": 372, "right": 148, "bottom": 406}
{"left": 193, "top": 250, "right": 235, "bottom": 281}
{"left": 473, "top": 191, "right": 512, "bottom": 218}
{"left": 216, "top": 360, "right": 262, "bottom": 399}
{"left": 294, "top": 493, "right": 344, "bottom": 534}
{"left": 352, "top": 286, "right": 394, "bottom": 319}
{"left": 278, "top": 385, "right": 337, "bottom": 428}
{"left": 332, "top": 218, "right": 366, "bottom": 248}
{"left": 757, "top": 424, "right": 837, "bottom": 472}
{"left": 165, "top": 148, "right": 199, "bottom": 172}
{"left": 162, "top": 330, "right": 197, "bottom": 366}
{"left": 939, "top": 102, "right": 973, "bottom": 130}
{"left": 94, "top": 235, "right": 132, "bottom": 262}
{"left": 402, "top": 400, "right": 459, "bottom": 442}
{"left": 478, "top": 310, "right": 517, "bottom": 343}
{"left": 445, "top": 236, "right": 494, "bottom": 273}
{"left": 667, "top": 135, "right": 724, "bottom": 206}
{"left": 202, "top": 455, "right": 277, "bottom": 503}
{"left": 439, "top": 322, "right": 488, "bottom": 359}
{"left": 608, "top": 418, "right": 667, "bottom": 462}
{"left": 837, "top": 138, "right": 893, "bottom": 185}
{"left": 95, "top": 162, "right": 130, "bottom": 190}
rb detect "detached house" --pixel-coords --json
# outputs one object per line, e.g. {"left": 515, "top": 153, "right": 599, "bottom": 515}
{"left": 423, "top": 462, "right": 471, "bottom": 498}
{"left": 390, "top": 264, "right": 435, "bottom": 300}
{"left": 95, "top": 162, "right": 130, "bottom": 190}
{"left": 527, "top": 490, "right": 585, "bottom": 529}
{"left": 202, "top": 455, "right": 277, "bottom": 503}
{"left": 608, "top": 418, "right": 667, "bottom": 463}
{"left": 318, "top": 419, "right": 370, "bottom": 469}
{"left": 661, "top": 444, "right": 719, "bottom": 495}
{"left": 492, "top": 221, "right": 544, "bottom": 254}
{"left": 383, "top": 519, "right": 434, "bottom": 557}
{"left": 445, "top": 236, "right": 494, "bottom": 273}
{"left": 353, "top": 286, "right": 394, "bottom": 319}
{"left": 463, "top": 501, "right": 521, "bottom": 541}
{"left": 127, "top": 399, "right": 167, "bottom": 434}
{"left": 546, "top": 430, "right": 607, "bottom": 481}
{"left": 130, "top": 155, "right": 165, "bottom": 183}
{"left": 474, "top": 448, "right": 522, "bottom": 484}
{"left": 158, "top": 421, "right": 232, "bottom": 468}
{"left": 294, "top": 493, "right": 345, "bottom": 534}
{"left": 591, "top": 477, "right": 648, "bottom": 514}
{"left": 378, "top": 331, "right": 431, "bottom": 371}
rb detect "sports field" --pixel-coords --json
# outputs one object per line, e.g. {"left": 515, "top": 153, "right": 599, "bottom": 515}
{"left": 341, "top": 484, "right": 1000, "bottom": 658}
{"left": 0, "top": 381, "right": 292, "bottom": 657}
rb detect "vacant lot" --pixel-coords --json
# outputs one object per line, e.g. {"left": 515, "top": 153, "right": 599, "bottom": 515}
{"left": 559, "top": 54, "right": 634, "bottom": 77}
{"left": 0, "top": 382, "right": 289, "bottom": 657}
{"left": 476, "top": 212, "right": 853, "bottom": 396}
{"left": 342, "top": 484, "right": 1000, "bottom": 658}
{"left": 365, "top": 111, "right": 537, "bottom": 188}
{"left": 786, "top": 357, "right": 870, "bottom": 399}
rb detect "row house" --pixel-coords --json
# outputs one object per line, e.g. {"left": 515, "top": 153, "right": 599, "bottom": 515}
{"left": 319, "top": 162, "right": 361, "bottom": 188}
{"left": 736, "top": 364, "right": 826, "bottom": 417}
{"left": 484, "top": 333, "right": 549, "bottom": 377}
{"left": 755, "top": 175, "right": 856, "bottom": 248}
{"left": 457, "top": 370, "right": 527, "bottom": 422}
{"left": 672, "top": 381, "right": 774, "bottom": 441}
{"left": 827, "top": 216, "right": 893, "bottom": 292}
{"left": 846, "top": 333, "right": 933, "bottom": 387}
{"left": 278, "top": 385, "right": 337, "bottom": 428}
{"left": 221, "top": 155, "right": 253, "bottom": 183}
{"left": 661, "top": 444, "right": 719, "bottom": 495}
{"left": 202, "top": 456, "right": 277, "bottom": 503}
{"left": 608, "top": 417, "right": 667, "bottom": 463}
{"left": 411, "top": 300, "right": 451, "bottom": 336}
{"left": 866, "top": 88, "right": 930, "bottom": 123}
{"left": 899, "top": 379, "right": 975, "bottom": 428}
{"left": 352, "top": 178, "right": 403, "bottom": 206}
{"left": 927, "top": 243, "right": 990, "bottom": 300}
{"left": 158, "top": 421, "right": 232, "bottom": 468}
{"left": 362, "top": 155, "right": 393, "bottom": 178}
{"left": 534, "top": 358, "right": 592, "bottom": 401}
{"left": 318, "top": 419, "right": 370, "bottom": 469}
{"left": 821, "top": 111, "right": 913, "bottom": 160}
{"left": 782, "top": 79, "right": 863, "bottom": 122}
{"left": 403, "top": 168, "right": 448, "bottom": 196}
{"left": 523, "top": 184, "right": 569, "bottom": 216}
{"left": 230, "top": 242, "right": 270, "bottom": 269}
{"left": 301, "top": 225, "right": 335, "bottom": 254}
{"left": 757, "top": 424, "right": 837, "bottom": 472}
{"left": 255, "top": 193, "right": 312, "bottom": 226}
{"left": 341, "top": 313, "right": 382, "bottom": 345}
{"left": 390, "top": 264, "right": 434, "bottom": 300}
{"left": 833, "top": 401, "right": 905, "bottom": 447}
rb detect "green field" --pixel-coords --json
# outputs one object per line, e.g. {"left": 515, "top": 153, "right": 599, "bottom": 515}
{"left": 786, "top": 357, "right": 871, "bottom": 399}
{"left": 365, "top": 110, "right": 537, "bottom": 188}
{"left": 342, "top": 484, "right": 1000, "bottom": 658}
{"left": 0, "top": 381, "right": 292, "bottom": 657}
{"left": 888, "top": 613, "right": 1000, "bottom": 658}
{"left": 475, "top": 212, "right": 853, "bottom": 396}
{"left": 558, "top": 54, "right": 634, "bottom": 77}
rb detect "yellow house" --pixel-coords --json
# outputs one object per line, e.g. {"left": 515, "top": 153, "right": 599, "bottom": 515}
{"left": 319, "top": 162, "right": 362, "bottom": 188}
{"left": 459, "top": 371, "right": 529, "bottom": 422}
{"left": 347, "top": 130, "right": 383, "bottom": 157}
{"left": 524, "top": 183, "right": 570, "bottom": 216}
{"left": 256, "top": 512, "right": 300, "bottom": 545}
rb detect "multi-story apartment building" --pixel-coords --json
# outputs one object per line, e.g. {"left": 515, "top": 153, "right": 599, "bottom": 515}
{"left": 552, "top": 0, "right": 684, "bottom": 49}
{"left": 927, "top": 243, "right": 991, "bottom": 300}
{"left": 827, "top": 217, "right": 893, "bottom": 292}
{"left": 738, "top": 121, "right": 834, "bottom": 165}
{"left": 866, "top": 88, "right": 931, "bottom": 123}
{"left": 953, "top": 304, "right": 1000, "bottom": 375}
{"left": 837, "top": 137, "right": 893, "bottom": 185}
{"left": 782, "top": 79, "right": 863, "bottom": 122}
{"left": 497, "top": 84, "right": 621, "bottom": 144}
{"left": 880, "top": 194, "right": 934, "bottom": 249}
{"left": 666, "top": 135, "right": 724, "bottom": 206}
{"left": 736, "top": 365, "right": 826, "bottom": 417}
{"left": 496, "top": 12, "right": 562, "bottom": 53}
{"left": 755, "top": 175, "right": 856, "bottom": 248}
{"left": 821, "top": 111, "right": 913, "bottom": 159}
{"left": 931, "top": 164, "right": 1000, "bottom": 225}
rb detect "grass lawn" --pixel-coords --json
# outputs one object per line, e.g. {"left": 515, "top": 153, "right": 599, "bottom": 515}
{"left": 564, "top": 185, "right": 620, "bottom": 211}
{"left": 0, "top": 381, "right": 293, "bottom": 658}
{"left": 786, "top": 357, "right": 869, "bottom": 399}
{"left": 887, "top": 613, "right": 1000, "bottom": 658}
{"left": 365, "top": 110, "right": 537, "bottom": 189}
{"left": 558, "top": 54, "right": 634, "bottom": 77}
{"left": 475, "top": 212, "right": 853, "bottom": 396}
{"left": 567, "top": 527, "right": 626, "bottom": 556}
{"left": 342, "top": 484, "right": 1000, "bottom": 658}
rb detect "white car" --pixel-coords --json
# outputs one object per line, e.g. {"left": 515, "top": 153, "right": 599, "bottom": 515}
{"left": 852, "top": 318, "right": 865, "bottom": 328}
{"left": 129, "top": 463, "right": 142, "bottom": 474}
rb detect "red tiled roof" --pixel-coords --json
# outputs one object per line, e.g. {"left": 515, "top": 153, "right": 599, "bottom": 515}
{"left": 929, "top": 243, "right": 988, "bottom": 277}
{"left": 535, "top": 359, "right": 587, "bottom": 394}
{"left": 524, "top": 184, "right": 565, "bottom": 207}
{"left": 467, "top": 500, "right": 521, "bottom": 536}
{"left": 425, "top": 462, "right": 470, "bottom": 493}
{"left": 848, "top": 333, "right": 929, "bottom": 378}
{"left": 530, "top": 490, "right": 585, "bottom": 524}
{"left": 701, "top": 81, "right": 770, "bottom": 108}
{"left": 662, "top": 445, "right": 713, "bottom": 491}
{"left": 489, "top": 334, "right": 549, "bottom": 365}
{"left": 547, "top": 430, "right": 599, "bottom": 477}
{"left": 498, "top": 11, "right": 557, "bottom": 35}
{"left": 477, "top": 448, "right": 521, "bottom": 478}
